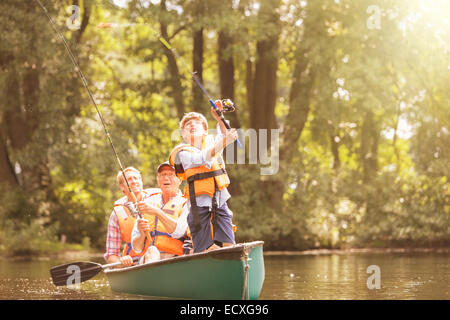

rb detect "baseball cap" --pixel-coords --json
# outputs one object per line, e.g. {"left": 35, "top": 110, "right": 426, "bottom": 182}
{"left": 157, "top": 161, "right": 175, "bottom": 173}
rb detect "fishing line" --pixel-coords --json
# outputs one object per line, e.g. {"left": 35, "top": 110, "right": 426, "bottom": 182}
{"left": 157, "top": 34, "right": 243, "bottom": 148}
{"left": 35, "top": 0, "right": 144, "bottom": 214}
{"left": 98, "top": 14, "right": 242, "bottom": 148}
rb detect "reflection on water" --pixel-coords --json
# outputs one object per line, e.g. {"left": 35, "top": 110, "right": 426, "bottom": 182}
{"left": 1, "top": 252, "right": 449, "bottom": 300}
{"left": 0, "top": 258, "right": 153, "bottom": 300}
{"left": 260, "top": 252, "right": 450, "bottom": 299}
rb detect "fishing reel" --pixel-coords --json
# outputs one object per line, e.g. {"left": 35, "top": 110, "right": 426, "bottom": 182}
{"left": 221, "top": 99, "right": 236, "bottom": 112}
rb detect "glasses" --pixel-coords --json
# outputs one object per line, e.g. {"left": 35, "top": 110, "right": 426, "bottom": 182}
{"left": 158, "top": 173, "right": 176, "bottom": 178}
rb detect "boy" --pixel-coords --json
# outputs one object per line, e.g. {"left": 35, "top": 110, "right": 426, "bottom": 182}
{"left": 169, "top": 101, "right": 238, "bottom": 253}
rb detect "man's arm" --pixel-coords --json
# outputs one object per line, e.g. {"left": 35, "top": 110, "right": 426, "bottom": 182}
{"left": 131, "top": 219, "right": 148, "bottom": 253}
{"left": 105, "top": 212, "right": 122, "bottom": 262}
{"left": 105, "top": 212, "right": 134, "bottom": 267}
{"left": 169, "top": 204, "right": 189, "bottom": 239}
{"left": 137, "top": 201, "right": 186, "bottom": 238}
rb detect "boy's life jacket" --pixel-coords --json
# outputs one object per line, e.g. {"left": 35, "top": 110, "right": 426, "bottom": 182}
{"left": 114, "top": 188, "right": 188, "bottom": 257}
{"left": 169, "top": 143, "right": 230, "bottom": 233}
{"left": 169, "top": 143, "right": 230, "bottom": 197}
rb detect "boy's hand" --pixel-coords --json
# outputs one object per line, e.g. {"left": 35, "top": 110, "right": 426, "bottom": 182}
{"left": 211, "top": 100, "right": 223, "bottom": 122}
{"left": 223, "top": 128, "right": 238, "bottom": 147}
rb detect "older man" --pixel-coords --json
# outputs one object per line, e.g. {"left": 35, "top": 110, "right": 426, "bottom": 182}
{"left": 132, "top": 162, "right": 191, "bottom": 260}
{"left": 104, "top": 167, "right": 160, "bottom": 267}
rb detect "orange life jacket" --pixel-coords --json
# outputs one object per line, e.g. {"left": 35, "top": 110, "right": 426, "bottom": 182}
{"left": 169, "top": 143, "right": 230, "bottom": 198}
{"left": 147, "top": 194, "right": 188, "bottom": 256}
{"left": 169, "top": 142, "right": 232, "bottom": 235}
{"left": 115, "top": 190, "right": 188, "bottom": 257}
{"left": 114, "top": 188, "right": 160, "bottom": 258}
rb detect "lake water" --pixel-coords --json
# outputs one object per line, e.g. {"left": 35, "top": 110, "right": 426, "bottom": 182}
{"left": 1, "top": 251, "right": 449, "bottom": 300}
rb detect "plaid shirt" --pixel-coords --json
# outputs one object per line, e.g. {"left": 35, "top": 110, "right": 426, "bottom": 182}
{"left": 104, "top": 191, "right": 155, "bottom": 261}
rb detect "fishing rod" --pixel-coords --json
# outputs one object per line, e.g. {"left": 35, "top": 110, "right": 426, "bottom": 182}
{"left": 98, "top": 19, "right": 242, "bottom": 148}
{"left": 159, "top": 36, "right": 242, "bottom": 147}
{"left": 35, "top": 0, "right": 150, "bottom": 235}
{"left": 158, "top": 36, "right": 242, "bottom": 148}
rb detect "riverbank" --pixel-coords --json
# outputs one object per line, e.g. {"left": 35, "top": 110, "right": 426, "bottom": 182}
{"left": 265, "top": 246, "right": 450, "bottom": 256}
{"left": 0, "top": 248, "right": 104, "bottom": 261}
{"left": 3, "top": 245, "right": 450, "bottom": 261}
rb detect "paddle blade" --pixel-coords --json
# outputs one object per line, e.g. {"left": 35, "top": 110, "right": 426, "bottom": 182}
{"left": 50, "top": 261, "right": 103, "bottom": 287}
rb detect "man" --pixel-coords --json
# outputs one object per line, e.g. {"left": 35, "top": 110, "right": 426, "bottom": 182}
{"left": 168, "top": 101, "right": 238, "bottom": 253}
{"left": 104, "top": 167, "right": 160, "bottom": 267}
{"left": 132, "top": 162, "right": 191, "bottom": 260}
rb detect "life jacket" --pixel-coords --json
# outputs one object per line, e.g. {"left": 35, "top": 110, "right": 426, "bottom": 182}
{"left": 147, "top": 195, "right": 188, "bottom": 256}
{"left": 169, "top": 143, "right": 230, "bottom": 198}
{"left": 114, "top": 188, "right": 160, "bottom": 258}
{"left": 169, "top": 142, "right": 230, "bottom": 233}
{"left": 115, "top": 190, "right": 188, "bottom": 257}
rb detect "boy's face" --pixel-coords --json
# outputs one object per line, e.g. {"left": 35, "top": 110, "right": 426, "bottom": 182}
{"left": 182, "top": 118, "right": 207, "bottom": 145}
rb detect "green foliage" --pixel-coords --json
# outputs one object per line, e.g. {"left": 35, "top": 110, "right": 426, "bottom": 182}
{"left": 0, "top": 0, "right": 449, "bottom": 255}
{"left": 0, "top": 220, "right": 61, "bottom": 257}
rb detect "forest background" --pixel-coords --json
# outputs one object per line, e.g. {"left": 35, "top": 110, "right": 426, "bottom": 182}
{"left": 0, "top": 0, "right": 448, "bottom": 256}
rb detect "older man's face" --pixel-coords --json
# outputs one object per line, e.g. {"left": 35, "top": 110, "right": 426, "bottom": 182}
{"left": 157, "top": 167, "right": 180, "bottom": 195}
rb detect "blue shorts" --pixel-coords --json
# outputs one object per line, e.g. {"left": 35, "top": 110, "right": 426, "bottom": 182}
{"left": 187, "top": 202, "right": 235, "bottom": 253}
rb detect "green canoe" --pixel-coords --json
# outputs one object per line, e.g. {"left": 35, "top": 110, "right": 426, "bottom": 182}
{"left": 104, "top": 241, "right": 265, "bottom": 300}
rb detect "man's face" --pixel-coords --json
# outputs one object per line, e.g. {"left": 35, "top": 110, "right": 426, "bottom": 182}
{"left": 182, "top": 118, "right": 207, "bottom": 145}
{"left": 157, "top": 167, "right": 180, "bottom": 195}
{"left": 120, "top": 170, "right": 143, "bottom": 195}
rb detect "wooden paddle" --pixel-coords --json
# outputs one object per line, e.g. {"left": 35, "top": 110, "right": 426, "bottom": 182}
{"left": 50, "top": 257, "right": 139, "bottom": 287}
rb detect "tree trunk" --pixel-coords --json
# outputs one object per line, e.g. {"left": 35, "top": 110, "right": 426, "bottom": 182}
{"left": 245, "top": 58, "right": 253, "bottom": 123}
{"left": 217, "top": 29, "right": 242, "bottom": 196}
{"left": 218, "top": 30, "right": 241, "bottom": 130}
{"left": 192, "top": 27, "right": 206, "bottom": 113}
{"left": 361, "top": 110, "right": 379, "bottom": 182}
{"left": 0, "top": 133, "right": 18, "bottom": 187}
{"left": 279, "top": 48, "right": 315, "bottom": 162}
{"left": 330, "top": 131, "right": 341, "bottom": 170}
{"left": 160, "top": 0, "right": 185, "bottom": 118}
{"left": 250, "top": 39, "right": 279, "bottom": 131}
{"left": 249, "top": 0, "right": 281, "bottom": 156}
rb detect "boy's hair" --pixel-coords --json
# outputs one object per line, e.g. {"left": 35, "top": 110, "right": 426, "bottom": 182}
{"left": 117, "top": 167, "right": 141, "bottom": 185}
{"left": 179, "top": 112, "right": 208, "bottom": 131}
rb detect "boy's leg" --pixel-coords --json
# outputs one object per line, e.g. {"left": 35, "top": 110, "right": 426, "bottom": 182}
{"left": 211, "top": 203, "right": 235, "bottom": 246}
{"left": 187, "top": 206, "right": 214, "bottom": 253}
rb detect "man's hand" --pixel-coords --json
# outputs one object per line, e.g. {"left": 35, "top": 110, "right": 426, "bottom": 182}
{"left": 119, "top": 255, "right": 134, "bottom": 267}
{"left": 136, "top": 217, "right": 151, "bottom": 235}
{"left": 138, "top": 201, "right": 161, "bottom": 216}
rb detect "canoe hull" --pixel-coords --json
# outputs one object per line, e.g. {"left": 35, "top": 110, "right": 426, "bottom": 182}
{"left": 105, "top": 241, "right": 264, "bottom": 300}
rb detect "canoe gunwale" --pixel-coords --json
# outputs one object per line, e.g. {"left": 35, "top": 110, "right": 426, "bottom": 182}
{"left": 104, "top": 240, "right": 264, "bottom": 275}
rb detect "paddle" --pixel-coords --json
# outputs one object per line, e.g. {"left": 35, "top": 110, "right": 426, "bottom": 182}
{"left": 50, "top": 257, "right": 140, "bottom": 287}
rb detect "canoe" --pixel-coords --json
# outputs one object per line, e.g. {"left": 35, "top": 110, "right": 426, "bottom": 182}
{"left": 104, "top": 241, "right": 265, "bottom": 300}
